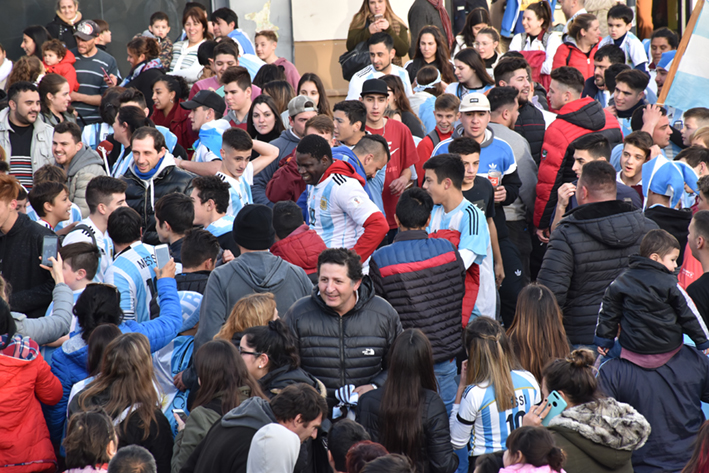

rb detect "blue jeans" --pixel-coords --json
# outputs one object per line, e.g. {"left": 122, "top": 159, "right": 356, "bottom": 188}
{"left": 434, "top": 359, "right": 457, "bottom": 417}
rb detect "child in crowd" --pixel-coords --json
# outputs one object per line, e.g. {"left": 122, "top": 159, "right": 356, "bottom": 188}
{"left": 500, "top": 427, "right": 566, "bottom": 473}
{"left": 415, "top": 94, "right": 460, "bottom": 186}
{"left": 63, "top": 408, "right": 118, "bottom": 473}
{"left": 94, "top": 19, "right": 112, "bottom": 51}
{"left": 597, "top": 5, "right": 648, "bottom": 72}
{"left": 42, "top": 39, "right": 79, "bottom": 92}
{"left": 145, "top": 11, "right": 173, "bottom": 70}
{"left": 618, "top": 131, "right": 653, "bottom": 202}
{"left": 0, "top": 43, "right": 13, "bottom": 90}
{"left": 28, "top": 181, "right": 73, "bottom": 232}
{"left": 26, "top": 165, "right": 83, "bottom": 231}
{"left": 596, "top": 229, "right": 709, "bottom": 356}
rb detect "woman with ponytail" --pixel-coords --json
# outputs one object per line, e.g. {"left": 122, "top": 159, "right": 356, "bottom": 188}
{"left": 239, "top": 319, "right": 325, "bottom": 398}
{"left": 523, "top": 350, "right": 651, "bottom": 473}
{"left": 500, "top": 426, "right": 566, "bottom": 473}
{"left": 357, "top": 329, "right": 457, "bottom": 473}
{"left": 450, "top": 317, "right": 540, "bottom": 468}
{"left": 151, "top": 75, "right": 195, "bottom": 155}
{"left": 112, "top": 37, "right": 164, "bottom": 112}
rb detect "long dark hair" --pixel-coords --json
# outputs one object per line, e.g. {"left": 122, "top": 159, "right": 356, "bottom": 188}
{"left": 413, "top": 26, "right": 456, "bottom": 84}
{"left": 380, "top": 75, "right": 418, "bottom": 121}
{"left": 506, "top": 427, "right": 565, "bottom": 472}
{"left": 23, "top": 25, "right": 51, "bottom": 59}
{"left": 193, "top": 339, "right": 267, "bottom": 413}
{"left": 379, "top": 329, "right": 437, "bottom": 468}
{"left": 116, "top": 106, "right": 155, "bottom": 136}
{"left": 38, "top": 73, "right": 68, "bottom": 114}
{"left": 454, "top": 48, "right": 494, "bottom": 86}
{"left": 298, "top": 73, "right": 332, "bottom": 118}
{"left": 460, "top": 7, "right": 490, "bottom": 46}
{"left": 86, "top": 323, "right": 122, "bottom": 376}
{"left": 74, "top": 284, "right": 124, "bottom": 343}
{"left": 246, "top": 94, "right": 285, "bottom": 140}
{"left": 682, "top": 420, "right": 709, "bottom": 473}
{"left": 242, "top": 319, "right": 300, "bottom": 372}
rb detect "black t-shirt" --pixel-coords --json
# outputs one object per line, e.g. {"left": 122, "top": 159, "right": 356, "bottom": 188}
{"left": 463, "top": 176, "right": 510, "bottom": 240}
{"left": 687, "top": 272, "right": 709, "bottom": 326}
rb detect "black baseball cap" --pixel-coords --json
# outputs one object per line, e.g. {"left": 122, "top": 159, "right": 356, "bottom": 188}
{"left": 180, "top": 90, "right": 226, "bottom": 116}
{"left": 360, "top": 79, "right": 388, "bottom": 97}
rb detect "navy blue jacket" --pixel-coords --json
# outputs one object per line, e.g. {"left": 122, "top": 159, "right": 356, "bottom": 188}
{"left": 599, "top": 346, "right": 709, "bottom": 473}
{"left": 369, "top": 230, "right": 465, "bottom": 362}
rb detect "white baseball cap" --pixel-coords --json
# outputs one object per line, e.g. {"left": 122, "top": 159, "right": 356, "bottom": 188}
{"left": 459, "top": 92, "right": 490, "bottom": 113}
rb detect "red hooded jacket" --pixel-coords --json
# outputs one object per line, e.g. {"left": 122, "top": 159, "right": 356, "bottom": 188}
{"left": 0, "top": 336, "right": 62, "bottom": 473}
{"left": 552, "top": 41, "right": 598, "bottom": 81}
{"left": 152, "top": 99, "right": 197, "bottom": 158}
{"left": 44, "top": 49, "right": 79, "bottom": 92}
{"left": 270, "top": 224, "right": 327, "bottom": 279}
{"left": 266, "top": 151, "right": 303, "bottom": 203}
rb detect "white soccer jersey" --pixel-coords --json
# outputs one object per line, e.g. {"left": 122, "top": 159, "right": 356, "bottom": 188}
{"left": 307, "top": 173, "right": 381, "bottom": 250}
{"left": 598, "top": 33, "right": 648, "bottom": 68}
{"left": 62, "top": 216, "right": 114, "bottom": 282}
{"left": 217, "top": 163, "right": 254, "bottom": 217}
{"left": 346, "top": 64, "right": 413, "bottom": 100}
{"left": 103, "top": 242, "right": 157, "bottom": 323}
{"left": 450, "top": 370, "right": 541, "bottom": 456}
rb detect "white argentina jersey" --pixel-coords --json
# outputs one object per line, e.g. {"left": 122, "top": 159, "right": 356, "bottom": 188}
{"left": 217, "top": 163, "right": 253, "bottom": 217}
{"left": 103, "top": 242, "right": 157, "bottom": 323}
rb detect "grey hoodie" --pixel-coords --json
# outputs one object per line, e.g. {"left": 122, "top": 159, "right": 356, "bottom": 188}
{"left": 64, "top": 145, "right": 107, "bottom": 217}
{"left": 221, "top": 397, "right": 277, "bottom": 429}
{"left": 183, "top": 252, "right": 312, "bottom": 388}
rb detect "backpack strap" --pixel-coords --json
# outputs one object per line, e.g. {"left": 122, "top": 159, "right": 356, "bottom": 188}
{"left": 427, "top": 129, "right": 442, "bottom": 148}
{"left": 566, "top": 46, "right": 573, "bottom": 66}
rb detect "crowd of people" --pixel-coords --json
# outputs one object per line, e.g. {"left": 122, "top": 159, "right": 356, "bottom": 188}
{"left": 1, "top": 0, "right": 709, "bottom": 473}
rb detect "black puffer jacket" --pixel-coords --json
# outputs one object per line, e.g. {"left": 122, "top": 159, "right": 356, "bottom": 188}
{"left": 644, "top": 206, "right": 693, "bottom": 265}
{"left": 356, "top": 388, "right": 458, "bottom": 473}
{"left": 122, "top": 157, "right": 194, "bottom": 245}
{"left": 369, "top": 230, "right": 465, "bottom": 363}
{"left": 258, "top": 364, "right": 326, "bottom": 399}
{"left": 515, "top": 100, "right": 546, "bottom": 165}
{"left": 595, "top": 256, "right": 709, "bottom": 354}
{"left": 537, "top": 201, "right": 658, "bottom": 345}
{"left": 284, "top": 277, "right": 402, "bottom": 409}
{"left": 46, "top": 15, "right": 77, "bottom": 50}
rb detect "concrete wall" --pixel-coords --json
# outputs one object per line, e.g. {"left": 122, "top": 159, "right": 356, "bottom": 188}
{"left": 225, "top": 0, "right": 295, "bottom": 61}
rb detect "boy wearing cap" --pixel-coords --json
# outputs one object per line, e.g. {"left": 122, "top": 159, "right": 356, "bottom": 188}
{"left": 70, "top": 20, "right": 119, "bottom": 124}
{"left": 360, "top": 78, "right": 418, "bottom": 237}
{"left": 177, "top": 89, "right": 229, "bottom": 176}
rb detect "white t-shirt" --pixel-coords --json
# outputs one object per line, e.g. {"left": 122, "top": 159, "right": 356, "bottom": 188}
{"left": 347, "top": 64, "right": 413, "bottom": 100}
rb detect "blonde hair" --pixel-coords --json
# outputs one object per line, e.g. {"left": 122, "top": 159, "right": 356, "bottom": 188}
{"left": 349, "top": 0, "right": 405, "bottom": 31}
{"left": 465, "top": 317, "right": 518, "bottom": 411}
{"left": 215, "top": 293, "right": 276, "bottom": 341}
{"left": 692, "top": 127, "right": 709, "bottom": 148}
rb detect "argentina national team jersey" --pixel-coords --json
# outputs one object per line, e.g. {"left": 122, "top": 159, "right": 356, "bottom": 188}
{"left": 307, "top": 173, "right": 381, "bottom": 251}
{"left": 432, "top": 130, "right": 517, "bottom": 179}
{"left": 217, "top": 164, "right": 254, "bottom": 217}
{"left": 346, "top": 64, "right": 414, "bottom": 100}
{"left": 427, "top": 199, "right": 489, "bottom": 268}
{"left": 103, "top": 242, "right": 157, "bottom": 323}
{"left": 62, "top": 216, "right": 114, "bottom": 282}
{"left": 206, "top": 215, "right": 235, "bottom": 237}
{"left": 453, "top": 370, "right": 540, "bottom": 456}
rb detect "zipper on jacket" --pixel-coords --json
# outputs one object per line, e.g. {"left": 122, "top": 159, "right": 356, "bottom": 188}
{"left": 339, "top": 315, "right": 345, "bottom": 388}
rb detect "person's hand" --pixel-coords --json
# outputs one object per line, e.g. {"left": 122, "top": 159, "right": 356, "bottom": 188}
{"left": 458, "top": 360, "right": 468, "bottom": 388}
{"left": 389, "top": 175, "right": 409, "bottom": 195}
{"left": 174, "top": 157, "right": 184, "bottom": 169}
{"left": 173, "top": 412, "right": 186, "bottom": 432}
{"left": 604, "top": 105, "right": 617, "bottom": 117}
{"left": 222, "top": 249, "right": 235, "bottom": 263}
{"left": 650, "top": 144, "right": 662, "bottom": 159}
{"left": 557, "top": 182, "right": 576, "bottom": 210}
{"left": 40, "top": 254, "right": 65, "bottom": 284}
{"left": 535, "top": 227, "right": 550, "bottom": 244}
{"left": 154, "top": 259, "right": 176, "bottom": 279}
{"left": 173, "top": 371, "right": 187, "bottom": 391}
{"left": 54, "top": 221, "right": 78, "bottom": 237}
{"left": 368, "top": 22, "right": 381, "bottom": 34}
{"left": 493, "top": 185, "right": 507, "bottom": 203}
{"left": 494, "top": 260, "right": 505, "bottom": 288}
{"left": 523, "top": 402, "right": 552, "bottom": 427}
{"left": 353, "top": 384, "right": 376, "bottom": 396}
{"left": 597, "top": 346, "right": 610, "bottom": 356}
{"left": 104, "top": 74, "right": 118, "bottom": 86}
{"left": 376, "top": 18, "right": 390, "bottom": 31}
{"left": 642, "top": 104, "right": 664, "bottom": 134}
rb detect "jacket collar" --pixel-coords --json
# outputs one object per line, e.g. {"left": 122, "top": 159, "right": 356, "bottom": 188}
{"left": 393, "top": 229, "right": 428, "bottom": 242}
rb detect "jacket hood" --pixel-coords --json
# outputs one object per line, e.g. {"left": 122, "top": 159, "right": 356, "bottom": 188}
{"left": 558, "top": 97, "right": 608, "bottom": 131}
{"left": 311, "top": 276, "right": 376, "bottom": 316}
{"left": 221, "top": 396, "right": 276, "bottom": 429}
{"left": 270, "top": 225, "right": 326, "bottom": 273}
{"left": 321, "top": 160, "right": 366, "bottom": 187}
{"left": 66, "top": 145, "right": 104, "bottom": 178}
{"left": 0, "top": 335, "right": 39, "bottom": 369}
{"left": 278, "top": 129, "right": 301, "bottom": 145}
{"left": 230, "top": 252, "right": 294, "bottom": 290}
{"left": 59, "top": 49, "right": 76, "bottom": 66}
{"left": 564, "top": 201, "right": 647, "bottom": 248}
{"left": 130, "top": 152, "right": 177, "bottom": 184}
{"left": 259, "top": 364, "right": 325, "bottom": 398}
{"left": 549, "top": 398, "right": 651, "bottom": 469}
{"left": 628, "top": 255, "right": 673, "bottom": 274}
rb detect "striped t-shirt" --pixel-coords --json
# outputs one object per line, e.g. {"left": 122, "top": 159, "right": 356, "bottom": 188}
{"left": 8, "top": 122, "right": 34, "bottom": 189}
{"left": 70, "top": 48, "right": 119, "bottom": 124}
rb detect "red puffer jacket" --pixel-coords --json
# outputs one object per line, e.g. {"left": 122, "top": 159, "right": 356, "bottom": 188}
{"left": 552, "top": 40, "right": 598, "bottom": 82}
{"left": 534, "top": 97, "right": 622, "bottom": 229}
{"left": 0, "top": 335, "right": 62, "bottom": 473}
{"left": 270, "top": 224, "right": 327, "bottom": 282}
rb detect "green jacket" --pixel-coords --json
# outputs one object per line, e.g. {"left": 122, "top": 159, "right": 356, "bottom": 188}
{"left": 346, "top": 20, "right": 410, "bottom": 58}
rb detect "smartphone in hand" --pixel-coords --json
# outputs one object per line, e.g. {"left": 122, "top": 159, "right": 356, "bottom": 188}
{"left": 42, "top": 235, "right": 59, "bottom": 267}
{"left": 154, "top": 244, "right": 170, "bottom": 269}
{"left": 172, "top": 409, "right": 188, "bottom": 423}
{"left": 541, "top": 390, "right": 567, "bottom": 426}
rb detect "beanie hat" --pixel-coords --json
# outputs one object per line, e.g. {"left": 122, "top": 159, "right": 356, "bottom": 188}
{"left": 233, "top": 204, "right": 276, "bottom": 250}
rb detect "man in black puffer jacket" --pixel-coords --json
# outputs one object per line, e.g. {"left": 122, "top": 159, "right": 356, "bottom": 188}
{"left": 284, "top": 248, "right": 402, "bottom": 411}
{"left": 122, "top": 127, "right": 194, "bottom": 245}
{"left": 538, "top": 160, "right": 657, "bottom": 346}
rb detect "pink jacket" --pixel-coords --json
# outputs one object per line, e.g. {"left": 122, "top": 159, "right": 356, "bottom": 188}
{"left": 500, "top": 464, "right": 566, "bottom": 473}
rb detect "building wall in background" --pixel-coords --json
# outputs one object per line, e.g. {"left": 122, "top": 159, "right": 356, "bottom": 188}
{"left": 225, "top": 0, "right": 294, "bottom": 62}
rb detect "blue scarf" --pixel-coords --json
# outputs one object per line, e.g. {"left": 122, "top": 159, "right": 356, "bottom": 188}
{"left": 134, "top": 157, "right": 164, "bottom": 180}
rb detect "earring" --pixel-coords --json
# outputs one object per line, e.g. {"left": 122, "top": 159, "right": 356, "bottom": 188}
{"left": 170, "top": 99, "right": 174, "bottom": 103}
{"left": 258, "top": 365, "right": 263, "bottom": 369}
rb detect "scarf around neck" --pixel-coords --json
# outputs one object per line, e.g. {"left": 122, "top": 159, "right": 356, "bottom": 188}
{"left": 427, "top": 0, "right": 454, "bottom": 47}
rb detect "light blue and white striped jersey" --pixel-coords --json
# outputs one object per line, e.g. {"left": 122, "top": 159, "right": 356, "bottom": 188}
{"left": 62, "top": 216, "right": 114, "bottom": 282}
{"left": 598, "top": 32, "right": 648, "bottom": 69}
{"left": 27, "top": 203, "right": 83, "bottom": 231}
{"left": 227, "top": 29, "right": 256, "bottom": 56}
{"left": 346, "top": 64, "right": 413, "bottom": 100}
{"left": 81, "top": 122, "right": 113, "bottom": 150}
{"left": 427, "top": 199, "right": 489, "bottom": 269}
{"left": 450, "top": 370, "right": 540, "bottom": 456}
{"left": 307, "top": 172, "right": 382, "bottom": 251}
{"left": 205, "top": 214, "right": 235, "bottom": 237}
{"left": 103, "top": 242, "right": 157, "bottom": 323}
{"left": 217, "top": 163, "right": 254, "bottom": 217}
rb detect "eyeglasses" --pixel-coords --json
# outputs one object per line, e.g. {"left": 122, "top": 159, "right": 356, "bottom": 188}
{"left": 238, "top": 346, "right": 262, "bottom": 357}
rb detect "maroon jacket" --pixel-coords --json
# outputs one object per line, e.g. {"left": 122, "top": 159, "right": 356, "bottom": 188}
{"left": 266, "top": 153, "right": 304, "bottom": 203}
{"left": 152, "top": 99, "right": 197, "bottom": 158}
{"left": 270, "top": 224, "right": 326, "bottom": 283}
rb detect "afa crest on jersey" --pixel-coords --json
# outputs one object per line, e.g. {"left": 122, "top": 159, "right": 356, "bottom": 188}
{"left": 320, "top": 198, "right": 328, "bottom": 210}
